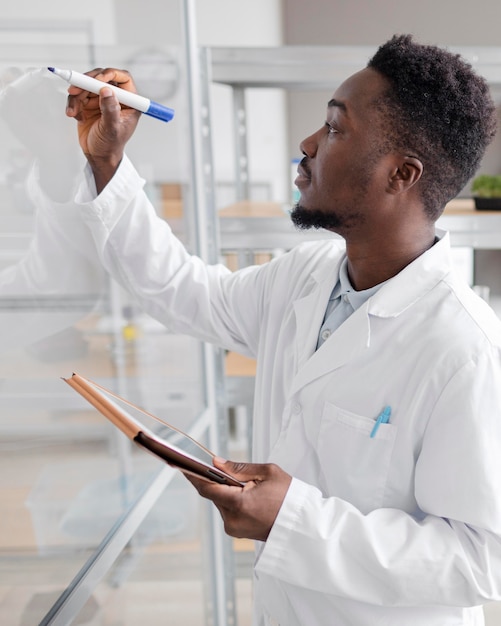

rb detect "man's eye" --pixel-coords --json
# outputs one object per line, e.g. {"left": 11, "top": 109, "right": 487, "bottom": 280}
{"left": 325, "top": 123, "right": 338, "bottom": 135}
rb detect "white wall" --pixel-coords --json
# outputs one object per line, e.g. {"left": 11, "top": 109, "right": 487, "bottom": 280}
{"left": 0, "top": 0, "right": 116, "bottom": 45}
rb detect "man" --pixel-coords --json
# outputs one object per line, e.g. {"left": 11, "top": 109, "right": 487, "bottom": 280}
{"left": 66, "top": 35, "right": 501, "bottom": 625}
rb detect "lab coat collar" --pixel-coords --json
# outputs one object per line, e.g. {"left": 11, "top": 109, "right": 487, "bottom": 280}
{"left": 293, "top": 252, "right": 345, "bottom": 372}
{"left": 291, "top": 250, "right": 368, "bottom": 394}
{"left": 290, "top": 229, "right": 452, "bottom": 394}
{"left": 367, "top": 229, "right": 452, "bottom": 318}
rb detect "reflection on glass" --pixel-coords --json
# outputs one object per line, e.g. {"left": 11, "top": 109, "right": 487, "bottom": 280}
{"left": 0, "top": 35, "right": 209, "bottom": 626}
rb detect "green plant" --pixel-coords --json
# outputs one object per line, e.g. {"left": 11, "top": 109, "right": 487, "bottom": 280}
{"left": 471, "top": 174, "right": 501, "bottom": 198}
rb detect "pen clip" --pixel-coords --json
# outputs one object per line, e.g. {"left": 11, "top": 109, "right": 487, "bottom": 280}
{"left": 370, "top": 406, "right": 391, "bottom": 438}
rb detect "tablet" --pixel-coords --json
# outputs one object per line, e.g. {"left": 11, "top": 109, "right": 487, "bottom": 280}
{"left": 63, "top": 372, "right": 244, "bottom": 488}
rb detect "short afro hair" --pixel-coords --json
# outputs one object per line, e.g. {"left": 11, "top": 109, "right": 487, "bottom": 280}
{"left": 368, "top": 34, "right": 497, "bottom": 220}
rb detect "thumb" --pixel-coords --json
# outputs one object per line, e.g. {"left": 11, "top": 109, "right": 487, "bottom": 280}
{"left": 213, "top": 457, "right": 268, "bottom": 482}
{"left": 99, "top": 86, "right": 121, "bottom": 122}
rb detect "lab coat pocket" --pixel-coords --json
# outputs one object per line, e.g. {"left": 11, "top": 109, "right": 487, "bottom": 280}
{"left": 317, "top": 403, "right": 397, "bottom": 513}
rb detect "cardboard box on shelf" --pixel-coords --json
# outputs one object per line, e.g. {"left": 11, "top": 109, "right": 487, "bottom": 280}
{"left": 161, "top": 183, "right": 183, "bottom": 219}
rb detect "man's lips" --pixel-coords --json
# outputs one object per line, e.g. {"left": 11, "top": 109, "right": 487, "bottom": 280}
{"left": 295, "top": 162, "right": 311, "bottom": 187}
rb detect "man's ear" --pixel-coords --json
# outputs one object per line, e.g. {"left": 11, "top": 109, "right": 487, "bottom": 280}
{"left": 388, "top": 156, "right": 423, "bottom": 194}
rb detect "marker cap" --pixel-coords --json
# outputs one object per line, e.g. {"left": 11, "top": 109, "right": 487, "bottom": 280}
{"left": 145, "top": 100, "right": 175, "bottom": 122}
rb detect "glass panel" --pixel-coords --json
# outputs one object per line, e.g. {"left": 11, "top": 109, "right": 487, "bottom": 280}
{"left": 86, "top": 472, "right": 207, "bottom": 626}
{"left": 0, "top": 12, "right": 218, "bottom": 623}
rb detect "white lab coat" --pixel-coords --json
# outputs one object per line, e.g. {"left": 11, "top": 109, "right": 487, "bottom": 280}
{"left": 76, "top": 157, "right": 501, "bottom": 626}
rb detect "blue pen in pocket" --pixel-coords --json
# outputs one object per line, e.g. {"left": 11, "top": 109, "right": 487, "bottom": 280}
{"left": 370, "top": 406, "right": 391, "bottom": 438}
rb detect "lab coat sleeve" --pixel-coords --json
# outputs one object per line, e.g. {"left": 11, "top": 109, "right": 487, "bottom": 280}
{"left": 75, "top": 155, "right": 270, "bottom": 356}
{"left": 256, "top": 350, "right": 501, "bottom": 607}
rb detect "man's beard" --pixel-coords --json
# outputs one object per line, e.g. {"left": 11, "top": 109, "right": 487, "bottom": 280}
{"left": 290, "top": 204, "right": 359, "bottom": 232}
{"left": 290, "top": 155, "right": 373, "bottom": 232}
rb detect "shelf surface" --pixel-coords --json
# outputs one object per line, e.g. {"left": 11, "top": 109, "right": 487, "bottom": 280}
{"left": 217, "top": 198, "right": 501, "bottom": 251}
{"left": 208, "top": 45, "right": 501, "bottom": 89}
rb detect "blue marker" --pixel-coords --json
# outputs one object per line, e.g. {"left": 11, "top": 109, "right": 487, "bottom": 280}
{"left": 47, "top": 67, "right": 175, "bottom": 123}
{"left": 370, "top": 406, "right": 391, "bottom": 438}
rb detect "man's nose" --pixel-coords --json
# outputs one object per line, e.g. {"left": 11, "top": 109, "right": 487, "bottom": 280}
{"left": 299, "top": 129, "right": 319, "bottom": 158}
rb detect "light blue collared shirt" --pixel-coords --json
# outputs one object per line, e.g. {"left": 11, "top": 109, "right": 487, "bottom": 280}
{"left": 316, "top": 257, "right": 387, "bottom": 349}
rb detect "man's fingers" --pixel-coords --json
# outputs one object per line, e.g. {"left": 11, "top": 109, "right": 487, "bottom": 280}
{"left": 66, "top": 91, "right": 99, "bottom": 118}
{"left": 65, "top": 66, "right": 136, "bottom": 118}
